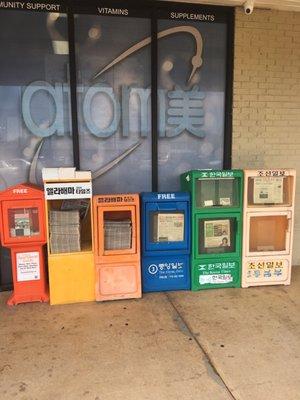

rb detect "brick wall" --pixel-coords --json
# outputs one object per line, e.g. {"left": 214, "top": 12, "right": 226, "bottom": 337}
{"left": 232, "top": 8, "right": 300, "bottom": 264}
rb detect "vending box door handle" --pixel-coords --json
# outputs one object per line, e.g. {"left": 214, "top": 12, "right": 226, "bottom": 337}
{"left": 235, "top": 218, "right": 238, "bottom": 234}
{"left": 287, "top": 218, "right": 292, "bottom": 233}
{"left": 285, "top": 217, "right": 292, "bottom": 253}
{"left": 157, "top": 204, "right": 177, "bottom": 211}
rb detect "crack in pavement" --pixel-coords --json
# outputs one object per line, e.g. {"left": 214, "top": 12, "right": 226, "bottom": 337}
{"left": 165, "top": 293, "right": 237, "bottom": 400}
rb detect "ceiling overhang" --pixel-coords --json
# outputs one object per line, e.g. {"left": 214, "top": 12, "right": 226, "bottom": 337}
{"left": 161, "top": 0, "right": 300, "bottom": 12}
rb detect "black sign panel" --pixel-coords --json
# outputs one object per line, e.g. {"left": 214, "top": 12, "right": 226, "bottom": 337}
{"left": 72, "top": 0, "right": 151, "bottom": 18}
{"left": 0, "top": 1, "right": 66, "bottom": 13}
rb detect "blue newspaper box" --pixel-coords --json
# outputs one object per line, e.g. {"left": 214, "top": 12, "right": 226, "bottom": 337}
{"left": 141, "top": 192, "right": 190, "bottom": 292}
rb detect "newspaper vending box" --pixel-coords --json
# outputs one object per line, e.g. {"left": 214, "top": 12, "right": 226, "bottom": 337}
{"left": 181, "top": 170, "right": 243, "bottom": 290}
{"left": 93, "top": 194, "right": 141, "bottom": 301}
{"left": 0, "top": 183, "right": 48, "bottom": 305}
{"left": 43, "top": 168, "right": 95, "bottom": 305}
{"left": 242, "top": 169, "right": 296, "bottom": 287}
{"left": 141, "top": 192, "right": 190, "bottom": 292}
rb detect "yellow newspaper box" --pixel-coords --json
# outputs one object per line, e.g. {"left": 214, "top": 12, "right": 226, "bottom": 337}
{"left": 43, "top": 168, "right": 95, "bottom": 305}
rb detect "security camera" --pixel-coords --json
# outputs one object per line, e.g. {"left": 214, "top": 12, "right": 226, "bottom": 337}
{"left": 243, "top": 0, "right": 254, "bottom": 14}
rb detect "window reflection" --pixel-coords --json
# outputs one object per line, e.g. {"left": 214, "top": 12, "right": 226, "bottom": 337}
{"left": 0, "top": 10, "right": 72, "bottom": 189}
{"left": 74, "top": 14, "right": 152, "bottom": 194}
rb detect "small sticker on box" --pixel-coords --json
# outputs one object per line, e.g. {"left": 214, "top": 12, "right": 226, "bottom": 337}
{"left": 16, "top": 252, "right": 40, "bottom": 282}
{"left": 204, "top": 200, "right": 214, "bottom": 207}
{"left": 199, "top": 274, "right": 233, "bottom": 285}
{"left": 220, "top": 198, "right": 231, "bottom": 206}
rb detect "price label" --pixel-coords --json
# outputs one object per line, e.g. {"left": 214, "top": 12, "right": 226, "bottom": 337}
{"left": 199, "top": 274, "right": 233, "bottom": 284}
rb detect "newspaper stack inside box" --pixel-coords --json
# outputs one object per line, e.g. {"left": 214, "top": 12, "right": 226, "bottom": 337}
{"left": 49, "top": 210, "right": 81, "bottom": 253}
{"left": 104, "top": 219, "right": 132, "bottom": 250}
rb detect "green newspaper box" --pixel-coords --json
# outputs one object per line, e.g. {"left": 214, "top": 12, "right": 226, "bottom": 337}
{"left": 181, "top": 170, "right": 243, "bottom": 290}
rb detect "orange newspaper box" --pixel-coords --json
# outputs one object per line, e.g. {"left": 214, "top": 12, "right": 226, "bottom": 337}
{"left": 0, "top": 183, "right": 49, "bottom": 305}
{"left": 93, "top": 194, "right": 141, "bottom": 301}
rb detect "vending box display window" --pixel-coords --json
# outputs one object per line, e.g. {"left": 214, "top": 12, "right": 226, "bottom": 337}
{"left": 196, "top": 177, "right": 240, "bottom": 208}
{"left": 198, "top": 217, "right": 237, "bottom": 255}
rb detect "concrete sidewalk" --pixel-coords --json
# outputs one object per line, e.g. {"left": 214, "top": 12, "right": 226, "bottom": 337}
{"left": 1, "top": 269, "right": 299, "bottom": 400}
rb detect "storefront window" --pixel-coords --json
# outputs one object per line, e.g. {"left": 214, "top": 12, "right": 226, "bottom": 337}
{"left": 0, "top": 2, "right": 233, "bottom": 289}
{"left": 0, "top": 10, "right": 73, "bottom": 188}
{"left": 74, "top": 12, "right": 152, "bottom": 194}
{"left": 157, "top": 12, "right": 228, "bottom": 191}
{"left": 0, "top": 6, "right": 72, "bottom": 289}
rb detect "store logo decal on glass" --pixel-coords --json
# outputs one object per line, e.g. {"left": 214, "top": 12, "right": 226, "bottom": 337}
{"left": 21, "top": 26, "right": 206, "bottom": 183}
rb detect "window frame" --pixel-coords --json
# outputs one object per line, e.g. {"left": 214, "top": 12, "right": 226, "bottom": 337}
{"left": 0, "top": 0, "right": 234, "bottom": 290}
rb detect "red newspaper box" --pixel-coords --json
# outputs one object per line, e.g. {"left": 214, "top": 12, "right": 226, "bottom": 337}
{"left": 0, "top": 183, "right": 49, "bottom": 305}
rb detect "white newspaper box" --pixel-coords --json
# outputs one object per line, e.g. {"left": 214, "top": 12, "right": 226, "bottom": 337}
{"left": 242, "top": 169, "right": 296, "bottom": 287}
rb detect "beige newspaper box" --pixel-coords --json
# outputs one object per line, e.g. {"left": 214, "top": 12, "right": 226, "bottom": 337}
{"left": 242, "top": 169, "right": 296, "bottom": 287}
